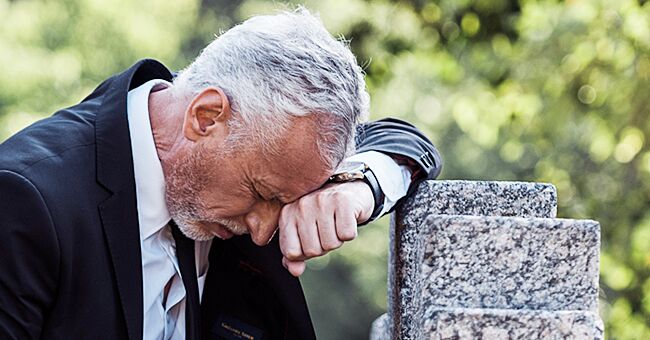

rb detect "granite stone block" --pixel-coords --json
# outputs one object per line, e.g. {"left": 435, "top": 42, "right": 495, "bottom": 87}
{"left": 369, "top": 314, "right": 389, "bottom": 340}
{"left": 421, "top": 215, "right": 600, "bottom": 312}
{"left": 425, "top": 307, "right": 604, "bottom": 340}
{"left": 388, "top": 180, "right": 558, "bottom": 339}
{"left": 396, "top": 180, "right": 558, "bottom": 227}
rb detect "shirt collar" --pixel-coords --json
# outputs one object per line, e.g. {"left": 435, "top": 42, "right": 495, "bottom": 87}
{"left": 126, "top": 78, "right": 172, "bottom": 241}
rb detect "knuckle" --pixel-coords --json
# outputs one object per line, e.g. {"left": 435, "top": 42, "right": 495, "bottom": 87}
{"left": 297, "top": 198, "right": 312, "bottom": 211}
{"left": 338, "top": 227, "right": 357, "bottom": 241}
{"left": 281, "top": 203, "right": 296, "bottom": 216}
{"left": 322, "top": 240, "right": 342, "bottom": 251}
{"left": 332, "top": 190, "right": 350, "bottom": 206}
{"left": 284, "top": 248, "right": 303, "bottom": 260}
{"left": 315, "top": 193, "right": 326, "bottom": 205}
{"left": 303, "top": 247, "right": 322, "bottom": 258}
{"left": 278, "top": 215, "right": 288, "bottom": 229}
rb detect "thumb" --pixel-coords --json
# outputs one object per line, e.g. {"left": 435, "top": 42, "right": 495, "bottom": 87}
{"left": 282, "top": 256, "right": 306, "bottom": 277}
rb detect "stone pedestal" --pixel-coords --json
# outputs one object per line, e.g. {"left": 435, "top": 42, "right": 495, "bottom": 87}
{"left": 421, "top": 215, "right": 600, "bottom": 311}
{"left": 370, "top": 180, "right": 603, "bottom": 340}
{"left": 426, "top": 308, "right": 603, "bottom": 339}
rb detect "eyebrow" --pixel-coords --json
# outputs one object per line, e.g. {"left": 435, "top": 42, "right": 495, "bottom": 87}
{"left": 255, "top": 182, "right": 287, "bottom": 204}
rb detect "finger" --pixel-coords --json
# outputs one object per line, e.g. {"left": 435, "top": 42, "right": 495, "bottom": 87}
{"left": 294, "top": 197, "right": 325, "bottom": 259}
{"left": 317, "top": 214, "right": 343, "bottom": 251}
{"left": 335, "top": 206, "right": 358, "bottom": 241}
{"left": 279, "top": 214, "right": 304, "bottom": 261}
{"left": 284, "top": 257, "right": 306, "bottom": 277}
{"left": 298, "top": 219, "right": 325, "bottom": 258}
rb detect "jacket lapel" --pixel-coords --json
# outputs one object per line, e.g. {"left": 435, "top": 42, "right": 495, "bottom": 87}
{"left": 95, "top": 59, "right": 173, "bottom": 340}
{"left": 98, "top": 191, "right": 143, "bottom": 340}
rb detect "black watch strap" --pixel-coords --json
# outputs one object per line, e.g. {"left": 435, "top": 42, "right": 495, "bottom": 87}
{"left": 362, "top": 168, "right": 385, "bottom": 222}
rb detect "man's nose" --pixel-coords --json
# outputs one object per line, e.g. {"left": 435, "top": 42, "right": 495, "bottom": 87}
{"left": 244, "top": 200, "right": 282, "bottom": 246}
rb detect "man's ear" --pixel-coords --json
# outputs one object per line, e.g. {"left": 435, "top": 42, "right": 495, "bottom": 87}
{"left": 183, "top": 87, "right": 232, "bottom": 141}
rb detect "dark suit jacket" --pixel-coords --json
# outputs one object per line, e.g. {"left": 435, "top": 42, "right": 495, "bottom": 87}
{"left": 0, "top": 59, "right": 441, "bottom": 340}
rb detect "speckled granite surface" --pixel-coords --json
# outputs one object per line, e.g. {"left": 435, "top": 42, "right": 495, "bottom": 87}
{"left": 421, "top": 215, "right": 600, "bottom": 312}
{"left": 369, "top": 314, "right": 389, "bottom": 340}
{"left": 387, "top": 180, "right": 559, "bottom": 339}
{"left": 425, "top": 307, "right": 604, "bottom": 340}
{"left": 396, "top": 180, "right": 558, "bottom": 224}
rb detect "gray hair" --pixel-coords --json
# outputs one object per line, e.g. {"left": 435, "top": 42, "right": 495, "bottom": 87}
{"left": 173, "top": 7, "right": 370, "bottom": 169}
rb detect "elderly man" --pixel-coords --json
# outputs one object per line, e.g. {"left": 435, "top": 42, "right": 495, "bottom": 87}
{"left": 0, "top": 9, "right": 440, "bottom": 340}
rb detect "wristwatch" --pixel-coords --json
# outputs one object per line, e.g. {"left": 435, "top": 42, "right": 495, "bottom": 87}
{"left": 328, "top": 161, "right": 385, "bottom": 221}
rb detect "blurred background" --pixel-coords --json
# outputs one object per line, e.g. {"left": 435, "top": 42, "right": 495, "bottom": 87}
{"left": 1, "top": 0, "right": 649, "bottom": 338}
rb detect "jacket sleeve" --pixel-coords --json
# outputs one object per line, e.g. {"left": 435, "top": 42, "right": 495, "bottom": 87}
{"left": 355, "top": 118, "right": 442, "bottom": 180}
{"left": 354, "top": 117, "right": 442, "bottom": 213}
{"left": 0, "top": 170, "right": 59, "bottom": 339}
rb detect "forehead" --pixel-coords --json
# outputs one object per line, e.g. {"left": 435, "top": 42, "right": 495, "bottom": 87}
{"left": 251, "top": 121, "right": 334, "bottom": 202}
{"left": 254, "top": 162, "right": 329, "bottom": 204}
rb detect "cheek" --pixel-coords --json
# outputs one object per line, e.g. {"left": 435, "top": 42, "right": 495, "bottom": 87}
{"left": 199, "top": 184, "right": 257, "bottom": 217}
{"left": 196, "top": 152, "right": 257, "bottom": 217}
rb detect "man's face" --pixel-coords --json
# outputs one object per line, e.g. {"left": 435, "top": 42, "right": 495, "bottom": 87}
{"left": 164, "top": 119, "right": 332, "bottom": 246}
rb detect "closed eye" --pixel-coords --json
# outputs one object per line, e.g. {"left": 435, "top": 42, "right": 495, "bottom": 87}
{"left": 252, "top": 181, "right": 286, "bottom": 204}
{"left": 249, "top": 185, "right": 265, "bottom": 200}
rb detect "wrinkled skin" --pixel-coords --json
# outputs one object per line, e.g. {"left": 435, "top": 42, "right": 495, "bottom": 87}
{"left": 152, "top": 86, "right": 374, "bottom": 276}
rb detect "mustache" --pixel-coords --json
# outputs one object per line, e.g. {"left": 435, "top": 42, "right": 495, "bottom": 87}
{"left": 212, "top": 217, "right": 249, "bottom": 235}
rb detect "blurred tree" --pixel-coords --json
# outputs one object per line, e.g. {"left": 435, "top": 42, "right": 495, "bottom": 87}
{"left": 2, "top": 0, "right": 650, "bottom": 339}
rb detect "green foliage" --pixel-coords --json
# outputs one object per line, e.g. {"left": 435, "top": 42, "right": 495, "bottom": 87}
{"left": 2, "top": 0, "right": 650, "bottom": 338}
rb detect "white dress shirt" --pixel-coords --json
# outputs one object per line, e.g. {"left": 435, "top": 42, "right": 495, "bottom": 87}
{"left": 346, "top": 151, "right": 412, "bottom": 217}
{"left": 127, "top": 79, "right": 211, "bottom": 340}
{"left": 126, "top": 79, "right": 411, "bottom": 340}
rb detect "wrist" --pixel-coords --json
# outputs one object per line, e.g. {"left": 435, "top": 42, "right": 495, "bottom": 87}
{"left": 350, "top": 180, "right": 374, "bottom": 223}
{"left": 327, "top": 160, "right": 385, "bottom": 223}
{"left": 361, "top": 168, "right": 384, "bottom": 222}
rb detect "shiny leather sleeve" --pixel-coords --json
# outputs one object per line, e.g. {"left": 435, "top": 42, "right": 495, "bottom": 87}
{"left": 355, "top": 117, "right": 442, "bottom": 180}
{"left": 354, "top": 117, "right": 442, "bottom": 213}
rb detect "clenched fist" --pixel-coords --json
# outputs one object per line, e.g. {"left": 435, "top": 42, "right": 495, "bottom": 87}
{"left": 278, "top": 180, "right": 374, "bottom": 276}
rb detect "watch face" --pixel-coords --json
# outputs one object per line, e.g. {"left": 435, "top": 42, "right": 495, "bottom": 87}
{"left": 329, "top": 161, "right": 367, "bottom": 182}
{"left": 335, "top": 161, "right": 366, "bottom": 174}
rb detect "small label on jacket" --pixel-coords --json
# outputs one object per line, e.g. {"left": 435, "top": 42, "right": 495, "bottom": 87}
{"left": 212, "top": 314, "right": 264, "bottom": 340}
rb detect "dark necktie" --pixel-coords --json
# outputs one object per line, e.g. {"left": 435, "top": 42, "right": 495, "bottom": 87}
{"left": 169, "top": 220, "right": 201, "bottom": 340}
